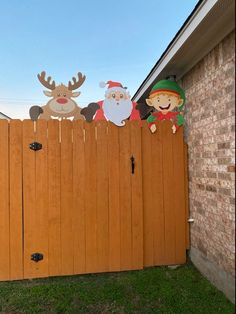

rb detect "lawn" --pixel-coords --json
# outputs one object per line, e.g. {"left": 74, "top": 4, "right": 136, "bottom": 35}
{"left": 0, "top": 262, "right": 234, "bottom": 314}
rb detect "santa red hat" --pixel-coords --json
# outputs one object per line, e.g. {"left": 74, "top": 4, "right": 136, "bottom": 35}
{"left": 100, "top": 80, "right": 127, "bottom": 94}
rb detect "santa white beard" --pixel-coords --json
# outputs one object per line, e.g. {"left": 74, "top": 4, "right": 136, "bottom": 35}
{"left": 103, "top": 98, "right": 133, "bottom": 126}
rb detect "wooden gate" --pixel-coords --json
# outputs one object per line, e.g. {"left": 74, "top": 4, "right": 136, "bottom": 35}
{"left": 0, "top": 119, "right": 189, "bottom": 281}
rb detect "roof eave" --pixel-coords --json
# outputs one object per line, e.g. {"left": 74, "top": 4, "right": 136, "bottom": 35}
{"left": 132, "top": 0, "right": 235, "bottom": 103}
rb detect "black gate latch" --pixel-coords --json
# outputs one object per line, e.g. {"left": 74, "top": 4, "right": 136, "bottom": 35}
{"left": 31, "top": 253, "right": 44, "bottom": 262}
{"left": 29, "top": 142, "right": 42, "bottom": 151}
{"left": 130, "top": 156, "right": 135, "bottom": 174}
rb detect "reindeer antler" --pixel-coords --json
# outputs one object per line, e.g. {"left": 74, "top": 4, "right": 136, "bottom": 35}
{"left": 68, "top": 72, "right": 86, "bottom": 91}
{"left": 37, "top": 71, "right": 56, "bottom": 90}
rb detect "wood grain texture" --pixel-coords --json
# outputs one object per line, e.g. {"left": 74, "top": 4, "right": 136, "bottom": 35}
{"left": 9, "top": 120, "right": 23, "bottom": 280}
{"left": 108, "top": 123, "right": 120, "bottom": 271}
{"left": 151, "top": 122, "right": 165, "bottom": 265}
{"left": 34, "top": 120, "right": 49, "bottom": 277}
{"left": 60, "top": 120, "right": 74, "bottom": 275}
{"left": 48, "top": 120, "right": 61, "bottom": 276}
{"left": 141, "top": 122, "right": 154, "bottom": 267}
{"left": 0, "top": 120, "right": 10, "bottom": 280}
{"left": 73, "top": 120, "right": 86, "bottom": 274}
{"left": 130, "top": 121, "right": 143, "bottom": 269}
{"left": 162, "top": 121, "right": 176, "bottom": 265}
{"left": 22, "top": 120, "right": 37, "bottom": 278}
{"left": 184, "top": 144, "right": 190, "bottom": 250}
{"left": 119, "top": 122, "right": 132, "bottom": 270}
{"left": 172, "top": 126, "right": 186, "bottom": 264}
{"left": 84, "top": 122, "right": 98, "bottom": 273}
{"left": 0, "top": 119, "right": 189, "bottom": 282}
{"left": 96, "top": 121, "right": 109, "bottom": 272}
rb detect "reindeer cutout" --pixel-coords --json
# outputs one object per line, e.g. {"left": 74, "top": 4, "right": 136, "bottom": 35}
{"left": 29, "top": 71, "right": 86, "bottom": 121}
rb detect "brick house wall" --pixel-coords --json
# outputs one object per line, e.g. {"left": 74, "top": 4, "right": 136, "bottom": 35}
{"left": 181, "top": 30, "right": 235, "bottom": 302}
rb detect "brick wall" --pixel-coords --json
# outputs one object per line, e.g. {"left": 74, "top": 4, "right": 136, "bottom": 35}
{"left": 181, "top": 30, "right": 235, "bottom": 302}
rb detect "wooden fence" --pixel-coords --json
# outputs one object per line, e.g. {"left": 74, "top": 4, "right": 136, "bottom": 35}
{"left": 0, "top": 119, "right": 189, "bottom": 281}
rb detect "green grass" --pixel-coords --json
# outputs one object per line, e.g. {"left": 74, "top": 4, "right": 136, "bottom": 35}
{"left": 0, "top": 262, "right": 234, "bottom": 314}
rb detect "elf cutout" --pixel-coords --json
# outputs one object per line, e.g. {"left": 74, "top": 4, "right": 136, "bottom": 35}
{"left": 146, "top": 79, "right": 185, "bottom": 133}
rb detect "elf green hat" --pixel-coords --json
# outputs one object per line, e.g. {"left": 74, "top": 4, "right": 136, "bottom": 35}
{"left": 149, "top": 79, "right": 186, "bottom": 104}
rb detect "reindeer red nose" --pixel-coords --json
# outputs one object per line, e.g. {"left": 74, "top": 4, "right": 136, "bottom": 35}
{"left": 57, "top": 98, "right": 68, "bottom": 104}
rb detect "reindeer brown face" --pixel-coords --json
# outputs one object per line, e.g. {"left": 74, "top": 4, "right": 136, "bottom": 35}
{"left": 38, "top": 71, "right": 86, "bottom": 115}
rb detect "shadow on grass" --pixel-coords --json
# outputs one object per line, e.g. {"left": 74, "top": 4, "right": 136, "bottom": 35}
{"left": 0, "top": 262, "right": 234, "bottom": 314}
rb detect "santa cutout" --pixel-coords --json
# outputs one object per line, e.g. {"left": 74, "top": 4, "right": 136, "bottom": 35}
{"left": 81, "top": 80, "right": 141, "bottom": 126}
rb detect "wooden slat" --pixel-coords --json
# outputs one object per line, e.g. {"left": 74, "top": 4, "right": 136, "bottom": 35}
{"left": 141, "top": 122, "right": 154, "bottom": 267}
{"left": 162, "top": 121, "right": 176, "bottom": 265}
{"left": 0, "top": 120, "right": 10, "bottom": 280}
{"left": 151, "top": 122, "right": 165, "bottom": 265}
{"left": 184, "top": 144, "right": 190, "bottom": 250}
{"left": 96, "top": 121, "right": 109, "bottom": 272}
{"left": 60, "top": 120, "right": 74, "bottom": 275}
{"left": 172, "top": 126, "right": 186, "bottom": 264}
{"left": 108, "top": 123, "right": 120, "bottom": 271}
{"left": 73, "top": 120, "right": 86, "bottom": 274}
{"left": 34, "top": 120, "right": 49, "bottom": 278}
{"left": 119, "top": 122, "right": 132, "bottom": 270}
{"left": 9, "top": 120, "right": 23, "bottom": 280}
{"left": 84, "top": 123, "right": 98, "bottom": 273}
{"left": 130, "top": 121, "right": 143, "bottom": 269}
{"left": 23, "top": 120, "right": 37, "bottom": 278}
{"left": 48, "top": 120, "right": 61, "bottom": 276}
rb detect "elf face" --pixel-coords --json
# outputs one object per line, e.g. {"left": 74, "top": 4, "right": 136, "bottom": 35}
{"left": 146, "top": 92, "right": 184, "bottom": 114}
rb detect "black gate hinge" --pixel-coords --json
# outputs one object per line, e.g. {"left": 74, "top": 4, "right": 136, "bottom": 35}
{"left": 29, "top": 142, "right": 42, "bottom": 151}
{"left": 31, "top": 252, "right": 44, "bottom": 262}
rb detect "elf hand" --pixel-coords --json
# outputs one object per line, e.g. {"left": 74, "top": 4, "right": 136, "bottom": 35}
{"left": 150, "top": 124, "right": 157, "bottom": 133}
{"left": 172, "top": 125, "right": 177, "bottom": 134}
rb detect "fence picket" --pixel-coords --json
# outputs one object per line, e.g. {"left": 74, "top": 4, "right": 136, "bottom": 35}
{"left": 172, "top": 127, "right": 186, "bottom": 264}
{"left": 119, "top": 122, "right": 132, "bottom": 270}
{"left": 9, "top": 120, "right": 23, "bottom": 280}
{"left": 34, "top": 120, "right": 49, "bottom": 277}
{"left": 0, "top": 120, "right": 10, "bottom": 280}
{"left": 130, "top": 121, "right": 143, "bottom": 269}
{"left": 84, "top": 123, "right": 98, "bottom": 273}
{"left": 162, "top": 121, "right": 176, "bottom": 265}
{"left": 23, "top": 120, "right": 37, "bottom": 278}
{"left": 141, "top": 123, "right": 154, "bottom": 267}
{"left": 108, "top": 123, "right": 121, "bottom": 271}
{"left": 96, "top": 121, "right": 109, "bottom": 272}
{"left": 48, "top": 120, "right": 62, "bottom": 276}
{"left": 60, "top": 120, "right": 74, "bottom": 275}
{"left": 73, "top": 120, "right": 86, "bottom": 274}
{"left": 152, "top": 122, "right": 165, "bottom": 265}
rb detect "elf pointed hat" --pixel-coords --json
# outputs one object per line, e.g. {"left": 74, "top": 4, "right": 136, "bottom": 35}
{"left": 100, "top": 80, "right": 127, "bottom": 94}
{"left": 149, "top": 79, "right": 186, "bottom": 105}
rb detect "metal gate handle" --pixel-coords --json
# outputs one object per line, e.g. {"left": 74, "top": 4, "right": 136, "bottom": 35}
{"left": 131, "top": 156, "right": 135, "bottom": 174}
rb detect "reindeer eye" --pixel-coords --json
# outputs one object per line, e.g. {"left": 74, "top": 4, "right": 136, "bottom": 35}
{"left": 112, "top": 94, "right": 116, "bottom": 98}
{"left": 120, "top": 94, "right": 124, "bottom": 98}
{"left": 57, "top": 94, "right": 61, "bottom": 97}
{"left": 63, "top": 94, "right": 66, "bottom": 97}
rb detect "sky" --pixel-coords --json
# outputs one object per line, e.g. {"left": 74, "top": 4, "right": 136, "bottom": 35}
{"left": 0, "top": 0, "right": 199, "bottom": 119}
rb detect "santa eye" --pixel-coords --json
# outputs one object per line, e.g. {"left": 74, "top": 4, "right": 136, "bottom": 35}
{"left": 63, "top": 94, "right": 66, "bottom": 97}
{"left": 112, "top": 94, "right": 116, "bottom": 98}
{"left": 57, "top": 94, "right": 61, "bottom": 97}
{"left": 120, "top": 94, "right": 124, "bottom": 98}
